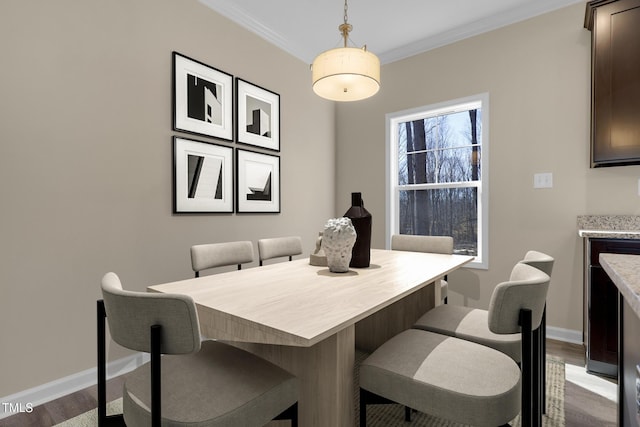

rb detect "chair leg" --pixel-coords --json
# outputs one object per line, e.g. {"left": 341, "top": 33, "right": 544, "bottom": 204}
{"left": 519, "top": 308, "right": 533, "bottom": 427}
{"left": 360, "top": 389, "right": 368, "bottom": 427}
{"left": 150, "top": 325, "right": 162, "bottom": 427}
{"left": 404, "top": 406, "right": 412, "bottom": 421}
{"left": 97, "top": 300, "right": 126, "bottom": 427}
{"left": 532, "top": 326, "right": 541, "bottom": 427}
{"left": 541, "top": 306, "right": 547, "bottom": 415}
{"left": 359, "top": 388, "right": 400, "bottom": 426}
{"left": 98, "top": 300, "right": 107, "bottom": 426}
{"left": 274, "top": 402, "right": 298, "bottom": 426}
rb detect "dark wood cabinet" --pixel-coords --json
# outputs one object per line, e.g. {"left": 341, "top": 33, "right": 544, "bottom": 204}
{"left": 585, "top": 238, "right": 640, "bottom": 377}
{"left": 585, "top": 0, "right": 640, "bottom": 167}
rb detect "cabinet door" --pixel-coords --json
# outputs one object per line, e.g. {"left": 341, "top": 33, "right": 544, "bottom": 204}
{"left": 590, "top": 238, "right": 640, "bottom": 265}
{"left": 586, "top": 238, "right": 640, "bottom": 376}
{"left": 588, "top": 266, "right": 619, "bottom": 365}
{"left": 590, "top": 0, "right": 640, "bottom": 166}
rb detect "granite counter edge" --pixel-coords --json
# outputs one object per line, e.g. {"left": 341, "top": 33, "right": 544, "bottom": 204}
{"left": 600, "top": 253, "right": 640, "bottom": 319}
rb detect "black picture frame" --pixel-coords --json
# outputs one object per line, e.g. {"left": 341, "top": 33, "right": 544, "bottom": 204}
{"left": 236, "top": 78, "right": 280, "bottom": 151}
{"left": 173, "top": 52, "right": 233, "bottom": 141}
{"left": 236, "top": 148, "right": 280, "bottom": 213}
{"left": 173, "top": 137, "right": 234, "bottom": 213}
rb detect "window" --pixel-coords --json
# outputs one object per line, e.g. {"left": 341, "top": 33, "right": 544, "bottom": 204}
{"left": 386, "top": 93, "right": 489, "bottom": 269}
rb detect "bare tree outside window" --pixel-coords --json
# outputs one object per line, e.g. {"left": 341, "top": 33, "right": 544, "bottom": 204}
{"left": 388, "top": 94, "right": 488, "bottom": 268}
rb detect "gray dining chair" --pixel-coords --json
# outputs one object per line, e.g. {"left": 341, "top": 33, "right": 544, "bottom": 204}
{"left": 190, "top": 241, "right": 254, "bottom": 277}
{"left": 411, "top": 251, "right": 554, "bottom": 425}
{"left": 258, "top": 236, "right": 303, "bottom": 266}
{"left": 518, "top": 250, "right": 555, "bottom": 417}
{"left": 359, "top": 262, "right": 550, "bottom": 427}
{"left": 98, "top": 272, "right": 298, "bottom": 427}
{"left": 391, "top": 234, "right": 453, "bottom": 304}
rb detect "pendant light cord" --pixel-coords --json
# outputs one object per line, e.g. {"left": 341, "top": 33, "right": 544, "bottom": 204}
{"left": 340, "top": 0, "right": 352, "bottom": 47}
{"left": 344, "top": 0, "right": 348, "bottom": 26}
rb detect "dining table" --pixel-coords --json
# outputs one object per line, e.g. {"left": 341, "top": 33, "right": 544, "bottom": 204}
{"left": 148, "top": 248, "right": 473, "bottom": 427}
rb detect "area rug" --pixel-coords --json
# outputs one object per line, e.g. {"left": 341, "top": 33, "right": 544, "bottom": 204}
{"left": 54, "top": 399, "right": 122, "bottom": 427}
{"left": 55, "top": 355, "right": 565, "bottom": 426}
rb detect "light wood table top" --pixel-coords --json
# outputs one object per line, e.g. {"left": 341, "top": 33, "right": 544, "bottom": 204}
{"left": 149, "top": 248, "right": 473, "bottom": 427}
{"left": 148, "top": 249, "right": 473, "bottom": 347}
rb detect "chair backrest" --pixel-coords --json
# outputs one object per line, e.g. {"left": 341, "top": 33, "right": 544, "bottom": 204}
{"left": 101, "top": 272, "right": 201, "bottom": 355}
{"left": 258, "top": 236, "right": 303, "bottom": 265}
{"left": 518, "top": 250, "right": 554, "bottom": 276}
{"left": 487, "top": 263, "right": 550, "bottom": 335}
{"left": 190, "top": 241, "right": 254, "bottom": 276}
{"left": 390, "top": 234, "right": 453, "bottom": 255}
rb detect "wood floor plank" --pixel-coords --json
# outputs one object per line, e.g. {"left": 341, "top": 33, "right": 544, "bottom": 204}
{"left": 565, "top": 381, "right": 616, "bottom": 427}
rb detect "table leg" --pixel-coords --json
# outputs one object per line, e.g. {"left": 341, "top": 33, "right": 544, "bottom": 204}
{"left": 355, "top": 282, "right": 436, "bottom": 352}
{"left": 236, "top": 325, "right": 356, "bottom": 427}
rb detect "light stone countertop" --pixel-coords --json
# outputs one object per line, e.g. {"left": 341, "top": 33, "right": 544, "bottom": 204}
{"left": 578, "top": 230, "right": 640, "bottom": 239}
{"left": 578, "top": 215, "right": 640, "bottom": 240}
{"left": 600, "top": 253, "right": 640, "bottom": 319}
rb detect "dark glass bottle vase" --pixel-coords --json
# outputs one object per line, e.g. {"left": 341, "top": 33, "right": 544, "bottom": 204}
{"left": 344, "top": 192, "right": 372, "bottom": 268}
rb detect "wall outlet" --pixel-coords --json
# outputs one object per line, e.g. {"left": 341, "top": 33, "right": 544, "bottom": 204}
{"left": 534, "top": 172, "right": 553, "bottom": 189}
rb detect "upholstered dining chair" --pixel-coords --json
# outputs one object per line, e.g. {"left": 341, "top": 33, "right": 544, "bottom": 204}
{"left": 391, "top": 234, "right": 453, "bottom": 304}
{"left": 98, "top": 272, "right": 298, "bottom": 427}
{"left": 258, "top": 236, "right": 303, "bottom": 266}
{"left": 359, "top": 263, "right": 550, "bottom": 427}
{"left": 518, "top": 250, "right": 555, "bottom": 417}
{"left": 190, "top": 241, "right": 254, "bottom": 277}
{"left": 411, "top": 251, "right": 554, "bottom": 425}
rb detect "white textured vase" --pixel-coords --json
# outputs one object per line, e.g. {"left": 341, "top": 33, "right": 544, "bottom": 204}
{"left": 322, "top": 217, "right": 357, "bottom": 273}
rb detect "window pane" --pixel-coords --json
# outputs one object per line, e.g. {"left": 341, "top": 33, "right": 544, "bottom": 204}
{"left": 399, "top": 188, "right": 478, "bottom": 256}
{"left": 397, "top": 109, "right": 481, "bottom": 185}
{"left": 406, "top": 151, "right": 436, "bottom": 184}
{"left": 437, "top": 146, "right": 481, "bottom": 183}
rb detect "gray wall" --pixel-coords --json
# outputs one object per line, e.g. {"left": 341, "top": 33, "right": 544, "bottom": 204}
{"left": 336, "top": 3, "right": 640, "bottom": 337}
{"left": 5, "top": 0, "right": 639, "bottom": 402}
{"left": 0, "top": 0, "right": 335, "bottom": 396}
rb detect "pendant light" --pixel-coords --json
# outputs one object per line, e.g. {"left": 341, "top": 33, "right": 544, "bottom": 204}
{"left": 311, "top": 0, "right": 380, "bottom": 102}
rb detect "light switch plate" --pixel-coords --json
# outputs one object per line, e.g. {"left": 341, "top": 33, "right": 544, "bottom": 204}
{"left": 534, "top": 172, "right": 553, "bottom": 189}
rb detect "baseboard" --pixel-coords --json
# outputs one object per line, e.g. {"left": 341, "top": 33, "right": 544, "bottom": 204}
{"left": 546, "top": 325, "right": 583, "bottom": 345}
{"left": 0, "top": 353, "right": 147, "bottom": 420}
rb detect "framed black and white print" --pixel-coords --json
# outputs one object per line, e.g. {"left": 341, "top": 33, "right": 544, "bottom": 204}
{"left": 236, "top": 149, "right": 280, "bottom": 213}
{"left": 236, "top": 78, "right": 280, "bottom": 151}
{"left": 174, "top": 137, "right": 233, "bottom": 213}
{"left": 173, "top": 52, "right": 233, "bottom": 141}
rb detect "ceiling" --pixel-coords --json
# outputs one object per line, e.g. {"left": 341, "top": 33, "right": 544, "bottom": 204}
{"left": 200, "top": 0, "right": 584, "bottom": 65}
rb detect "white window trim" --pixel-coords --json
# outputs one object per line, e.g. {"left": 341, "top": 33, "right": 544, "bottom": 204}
{"left": 385, "top": 93, "right": 489, "bottom": 269}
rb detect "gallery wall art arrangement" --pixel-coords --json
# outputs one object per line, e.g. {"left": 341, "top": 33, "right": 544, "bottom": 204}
{"left": 172, "top": 52, "right": 281, "bottom": 214}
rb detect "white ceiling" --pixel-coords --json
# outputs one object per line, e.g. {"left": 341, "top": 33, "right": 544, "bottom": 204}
{"left": 200, "top": 0, "right": 584, "bottom": 64}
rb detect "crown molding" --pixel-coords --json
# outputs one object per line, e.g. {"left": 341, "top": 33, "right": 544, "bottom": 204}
{"left": 199, "top": 0, "right": 312, "bottom": 62}
{"left": 201, "top": 0, "right": 586, "bottom": 65}
{"left": 378, "top": 0, "right": 586, "bottom": 64}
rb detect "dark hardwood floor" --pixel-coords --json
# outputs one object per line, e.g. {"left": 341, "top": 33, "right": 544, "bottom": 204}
{"left": 0, "top": 376, "right": 125, "bottom": 427}
{"left": 547, "top": 339, "right": 617, "bottom": 427}
{"left": 0, "top": 339, "right": 616, "bottom": 427}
